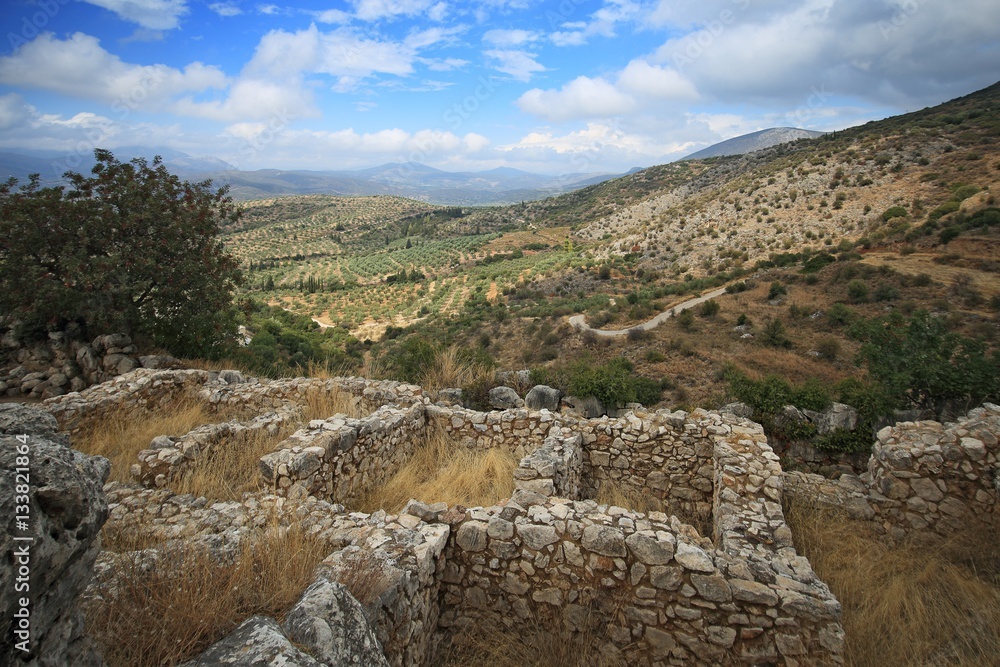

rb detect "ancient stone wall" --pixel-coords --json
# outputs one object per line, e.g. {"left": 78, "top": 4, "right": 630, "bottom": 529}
{"left": 784, "top": 404, "right": 1000, "bottom": 540}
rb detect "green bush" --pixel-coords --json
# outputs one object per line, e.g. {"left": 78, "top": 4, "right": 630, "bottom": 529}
{"left": 827, "top": 303, "right": 854, "bottom": 326}
{"left": 938, "top": 226, "right": 961, "bottom": 244}
{"left": 847, "top": 279, "right": 870, "bottom": 303}
{"left": 767, "top": 281, "right": 787, "bottom": 300}
{"left": 699, "top": 299, "right": 720, "bottom": 317}
{"left": 566, "top": 357, "right": 661, "bottom": 409}
{"left": 881, "top": 206, "right": 908, "bottom": 221}
{"left": 761, "top": 318, "right": 792, "bottom": 348}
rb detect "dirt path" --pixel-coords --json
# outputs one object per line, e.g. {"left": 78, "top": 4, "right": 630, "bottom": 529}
{"left": 568, "top": 287, "right": 728, "bottom": 337}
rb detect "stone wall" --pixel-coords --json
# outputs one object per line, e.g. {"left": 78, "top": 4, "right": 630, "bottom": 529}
{"left": 784, "top": 404, "right": 1000, "bottom": 540}
{"left": 0, "top": 328, "right": 175, "bottom": 399}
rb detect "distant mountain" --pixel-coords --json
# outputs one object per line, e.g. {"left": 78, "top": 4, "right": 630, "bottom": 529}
{"left": 683, "top": 127, "right": 826, "bottom": 160}
{"left": 0, "top": 147, "right": 622, "bottom": 205}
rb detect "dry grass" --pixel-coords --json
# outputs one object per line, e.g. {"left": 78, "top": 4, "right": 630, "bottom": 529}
{"left": 435, "top": 606, "right": 625, "bottom": 667}
{"left": 595, "top": 478, "right": 668, "bottom": 515}
{"left": 786, "top": 499, "right": 1000, "bottom": 667}
{"left": 331, "top": 548, "right": 394, "bottom": 606}
{"left": 170, "top": 426, "right": 294, "bottom": 501}
{"left": 420, "top": 346, "right": 495, "bottom": 391}
{"left": 75, "top": 398, "right": 225, "bottom": 483}
{"left": 355, "top": 427, "right": 517, "bottom": 513}
{"left": 87, "top": 518, "right": 329, "bottom": 667}
{"left": 300, "top": 385, "right": 366, "bottom": 422}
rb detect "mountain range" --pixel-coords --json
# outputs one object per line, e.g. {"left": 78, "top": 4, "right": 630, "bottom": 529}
{"left": 0, "top": 127, "right": 821, "bottom": 205}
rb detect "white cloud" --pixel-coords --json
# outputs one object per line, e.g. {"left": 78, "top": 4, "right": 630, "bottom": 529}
{"left": 0, "top": 33, "right": 226, "bottom": 107}
{"left": 350, "top": 0, "right": 443, "bottom": 21}
{"left": 209, "top": 2, "right": 242, "bottom": 17}
{"left": 518, "top": 76, "right": 635, "bottom": 121}
{"left": 80, "top": 0, "right": 188, "bottom": 30}
{"left": 0, "top": 94, "right": 33, "bottom": 131}
{"left": 423, "top": 57, "right": 469, "bottom": 71}
{"left": 257, "top": 4, "right": 278, "bottom": 15}
{"left": 617, "top": 60, "right": 699, "bottom": 99}
{"left": 549, "top": 0, "right": 641, "bottom": 46}
{"left": 484, "top": 49, "right": 545, "bottom": 82}
{"left": 483, "top": 29, "right": 540, "bottom": 46}
{"left": 173, "top": 77, "right": 316, "bottom": 122}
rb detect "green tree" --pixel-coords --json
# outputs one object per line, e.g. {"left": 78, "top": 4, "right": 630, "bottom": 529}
{"left": 0, "top": 150, "right": 242, "bottom": 356}
{"left": 855, "top": 310, "right": 1000, "bottom": 415}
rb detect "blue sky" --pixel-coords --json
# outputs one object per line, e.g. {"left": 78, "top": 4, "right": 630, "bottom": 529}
{"left": 0, "top": 0, "right": 998, "bottom": 175}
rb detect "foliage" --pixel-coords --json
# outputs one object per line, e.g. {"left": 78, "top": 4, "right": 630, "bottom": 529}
{"left": 543, "top": 356, "right": 663, "bottom": 409}
{"left": 698, "top": 299, "right": 720, "bottom": 317}
{"left": 761, "top": 318, "right": 792, "bottom": 348}
{"left": 767, "top": 281, "right": 787, "bottom": 299}
{"left": 881, "top": 206, "right": 908, "bottom": 222}
{"left": 847, "top": 279, "right": 870, "bottom": 303}
{"left": 853, "top": 310, "right": 1000, "bottom": 415}
{"left": 0, "top": 150, "right": 242, "bottom": 356}
{"left": 725, "top": 367, "right": 831, "bottom": 416}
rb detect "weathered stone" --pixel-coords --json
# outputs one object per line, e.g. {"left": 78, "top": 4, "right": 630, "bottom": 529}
{"left": 691, "top": 574, "right": 732, "bottom": 602}
{"left": 730, "top": 579, "right": 779, "bottom": 606}
{"left": 488, "top": 386, "right": 523, "bottom": 410}
{"left": 456, "top": 520, "right": 489, "bottom": 552}
{"left": 282, "top": 577, "right": 389, "bottom": 666}
{"left": 674, "top": 541, "right": 714, "bottom": 572}
{"left": 625, "top": 531, "right": 675, "bottom": 565}
{"left": 644, "top": 627, "right": 675, "bottom": 655}
{"left": 525, "top": 385, "right": 562, "bottom": 412}
{"left": 1, "top": 406, "right": 110, "bottom": 667}
{"left": 582, "top": 524, "right": 627, "bottom": 557}
{"left": 909, "top": 476, "right": 944, "bottom": 502}
{"left": 517, "top": 524, "right": 558, "bottom": 550}
{"left": 180, "top": 615, "right": 322, "bottom": 666}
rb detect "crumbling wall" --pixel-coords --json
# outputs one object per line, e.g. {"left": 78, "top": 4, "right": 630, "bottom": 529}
{"left": 785, "top": 404, "right": 1000, "bottom": 540}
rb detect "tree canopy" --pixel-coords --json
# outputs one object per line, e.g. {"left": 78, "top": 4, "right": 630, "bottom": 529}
{"left": 0, "top": 149, "right": 243, "bottom": 357}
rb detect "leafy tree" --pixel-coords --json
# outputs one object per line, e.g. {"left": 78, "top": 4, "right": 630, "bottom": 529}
{"left": 854, "top": 310, "right": 1000, "bottom": 415}
{"left": 0, "top": 150, "right": 242, "bottom": 356}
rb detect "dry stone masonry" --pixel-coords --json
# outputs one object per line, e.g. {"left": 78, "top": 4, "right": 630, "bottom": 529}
{"left": 34, "top": 369, "right": 856, "bottom": 664}
{"left": 784, "top": 404, "right": 1000, "bottom": 540}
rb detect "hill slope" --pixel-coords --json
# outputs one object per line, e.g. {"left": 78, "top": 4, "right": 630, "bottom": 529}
{"left": 684, "top": 127, "right": 826, "bottom": 160}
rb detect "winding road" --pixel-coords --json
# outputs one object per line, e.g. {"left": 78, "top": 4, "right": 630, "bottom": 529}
{"left": 568, "top": 287, "right": 728, "bottom": 337}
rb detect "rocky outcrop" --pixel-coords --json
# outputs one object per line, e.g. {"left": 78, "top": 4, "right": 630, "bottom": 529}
{"left": 488, "top": 386, "right": 523, "bottom": 410}
{"left": 525, "top": 385, "right": 562, "bottom": 412}
{"left": 0, "top": 404, "right": 110, "bottom": 666}
{"left": 179, "top": 616, "right": 323, "bottom": 667}
{"left": 0, "top": 326, "right": 176, "bottom": 399}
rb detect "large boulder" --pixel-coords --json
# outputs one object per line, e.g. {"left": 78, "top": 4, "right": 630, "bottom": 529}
{"left": 803, "top": 402, "right": 859, "bottom": 434}
{"left": 561, "top": 395, "right": 607, "bottom": 419}
{"left": 488, "top": 386, "right": 523, "bottom": 410}
{"left": 179, "top": 616, "right": 322, "bottom": 667}
{"left": 525, "top": 385, "right": 562, "bottom": 412}
{"left": 282, "top": 577, "right": 390, "bottom": 667}
{"left": 0, "top": 404, "right": 110, "bottom": 667}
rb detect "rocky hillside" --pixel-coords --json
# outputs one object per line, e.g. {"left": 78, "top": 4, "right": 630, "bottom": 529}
{"left": 683, "top": 128, "right": 826, "bottom": 160}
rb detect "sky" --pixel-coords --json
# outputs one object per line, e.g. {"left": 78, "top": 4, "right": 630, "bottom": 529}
{"left": 0, "top": 0, "right": 997, "bottom": 176}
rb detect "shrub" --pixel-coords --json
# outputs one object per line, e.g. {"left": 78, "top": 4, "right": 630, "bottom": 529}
{"left": 817, "top": 337, "right": 840, "bottom": 361}
{"left": 698, "top": 299, "right": 720, "bottom": 317}
{"left": 938, "top": 226, "right": 961, "bottom": 244}
{"left": 827, "top": 302, "right": 854, "bottom": 326}
{"left": 762, "top": 318, "right": 792, "bottom": 348}
{"left": 881, "top": 206, "right": 908, "bottom": 221}
{"left": 676, "top": 309, "right": 695, "bottom": 331}
{"left": 768, "top": 281, "right": 787, "bottom": 300}
{"left": 847, "top": 279, "right": 869, "bottom": 303}
{"left": 0, "top": 150, "right": 242, "bottom": 356}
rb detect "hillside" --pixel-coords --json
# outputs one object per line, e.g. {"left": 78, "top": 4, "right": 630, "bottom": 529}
{"left": 683, "top": 127, "right": 826, "bottom": 160}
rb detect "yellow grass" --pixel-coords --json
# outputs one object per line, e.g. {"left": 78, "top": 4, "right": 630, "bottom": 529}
{"left": 74, "top": 398, "right": 225, "bottom": 483}
{"left": 595, "top": 478, "right": 668, "bottom": 515}
{"left": 355, "top": 427, "right": 517, "bottom": 513}
{"left": 300, "top": 384, "right": 366, "bottom": 422}
{"left": 170, "top": 426, "right": 293, "bottom": 501}
{"left": 87, "top": 518, "right": 329, "bottom": 667}
{"left": 420, "top": 346, "right": 495, "bottom": 391}
{"left": 436, "top": 622, "right": 625, "bottom": 667}
{"left": 785, "top": 499, "right": 1000, "bottom": 666}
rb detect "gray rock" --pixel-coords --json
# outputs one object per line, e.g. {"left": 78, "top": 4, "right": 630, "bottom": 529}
{"left": 674, "top": 541, "right": 715, "bottom": 572}
{"left": 525, "top": 385, "right": 563, "bottom": 412}
{"left": 804, "top": 402, "right": 859, "bottom": 434}
{"left": 434, "top": 388, "right": 463, "bottom": 406}
{"left": 180, "top": 616, "right": 322, "bottom": 667}
{"left": 115, "top": 356, "right": 139, "bottom": 376}
{"left": 218, "top": 370, "right": 245, "bottom": 384}
{"left": 561, "top": 395, "right": 607, "bottom": 418}
{"left": 282, "top": 578, "right": 389, "bottom": 667}
{"left": 581, "top": 524, "right": 627, "bottom": 557}
{"left": 1, "top": 406, "right": 110, "bottom": 667}
{"left": 140, "top": 354, "right": 176, "bottom": 369}
{"left": 488, "top": 386, "right": 523, "bottom": 410}
{"left": 720, "top": 402, "right": 754, "bottom": 419}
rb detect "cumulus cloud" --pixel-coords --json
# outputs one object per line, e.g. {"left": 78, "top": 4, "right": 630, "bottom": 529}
{"left": 483, "top": 29, "right": 540, "bottom": 46}
{"left": 349, "top": 0, "right": 446, "bottom": 21}
{"left": 80, "top": 0, "right": 188, "bottom": 30}
{"left": 0, "top": 33, "right": 226, "bottom": 108}
{"left": 0, "top": 94, "right": 34, "bottom": 131}
{"left": 650, "top": 0, "right": 1000, "bottom": 108}
{"left": 549, "top": 0, "right": 641, "bottom": 46}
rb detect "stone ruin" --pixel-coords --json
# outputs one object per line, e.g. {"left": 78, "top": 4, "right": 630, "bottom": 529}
{"left": 4, "top": 367, "right": 998, "bottom": 666}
